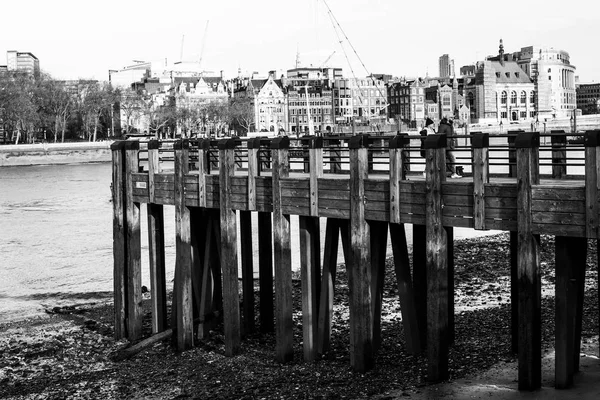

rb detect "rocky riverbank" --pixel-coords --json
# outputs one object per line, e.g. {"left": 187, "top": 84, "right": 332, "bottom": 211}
{"left": 0, "top": 233, "right": 598, "bottom": 399}
{"left": 0, "top": 142, "right": 112, "bottom": 167}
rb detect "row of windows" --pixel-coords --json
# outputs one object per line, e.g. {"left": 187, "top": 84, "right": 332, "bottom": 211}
{"left": 500, "top": 91, "right": 536, "bottom": 105}
{"left": 291, "top": 115, "right": 326, "bottom": 123}
{"left": 289, "top": 101, "right": 332, "bottom": 107}
{"left": 290, "top": 108, "right": 331, "bottom": 115}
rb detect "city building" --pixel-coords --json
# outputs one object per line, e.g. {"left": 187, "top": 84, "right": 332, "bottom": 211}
{"left": 439, "top": 54, "right": 455, "bottom": 78}
{"left": 387, "top": 78, "right": 426, "bottom": 127}
{"left": 333, "top": 76, "right": 387, "bottom": 126}
{"left": 288, "top": 85, "right": 333, "bottom": 134}
{"left": 0, "top": 50, "right": 40, "bottom": 78}
{"left": 576, "top": 82, "right": 600, "bottom": 115}
{"left": 515, "top": 45, "right": 576, "bottom": 119}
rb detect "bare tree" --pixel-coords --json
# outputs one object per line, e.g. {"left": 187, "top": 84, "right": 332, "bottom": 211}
{"left": 229, "top": 97, "right": 254, "bottom": 135}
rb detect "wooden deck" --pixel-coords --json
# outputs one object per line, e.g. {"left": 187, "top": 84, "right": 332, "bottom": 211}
{"left": 111, "top": 130, "right": 600, "bottom": 391}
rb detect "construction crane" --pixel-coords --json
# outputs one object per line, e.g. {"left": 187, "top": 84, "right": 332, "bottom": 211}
{"left": 198, "top": 20, "right": 209, "bottom": 69}
{"left": 319, "top": 51, "right": 335, "bottom": 69}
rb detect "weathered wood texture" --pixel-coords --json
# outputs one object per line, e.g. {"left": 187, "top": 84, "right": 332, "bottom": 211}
{"left": 272, "top": 138, "right": 293, "bottom": 363}
{"left": 299, "top": 215, "right": 321, "bottom": 361}
{"left": 174, "top": 141, "right": 193, "bottom": 351}
{"left": 219, "top": 144, "right": 241, "bottom": 356}
{"left": 348, "top": 138, "right": 373, "bottom": 372}
{"left": 111, "top": 143, "right": 127, "bottom": 340}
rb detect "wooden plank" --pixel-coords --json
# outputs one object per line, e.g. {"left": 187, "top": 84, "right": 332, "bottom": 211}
{"left": 125, "top": 146, "right": 142, "bottom": 342}
{"left": 531, "top": 187, "right": 585, "bottom": 201}
{"left": 281, "top": 187, "right": 311, "bottom": 198}
{"left": 280, "top": 178, "right": 310, "bottom": 189}
{"left": 532, "top": 224, "right": 585, "bottom": 237}
{"left": 147, "top": 203, "right": 167, "bottom": 334}
{"left": 443, "top": 195, "right": 474, "bottom": 207}
{"left": 348, "top": 145, "right": 373, "bottom": 372}
{"left": 318, "top": 178, "right": 350, "bottom": 191}
{"left": 148, "top": 146, "right": 159, "bottom": 203}
{"left": 425, "top": 146, "right": 449, "bottom": 382}
{"left": 174, "top": 143, "right": 193, "bottom": 351}
{"left": 240, "top": 210, "right": 255, "bottom": 335}
{"left": 131, "top": 172, "right": 148, "bottom": 182}
{"left": 585, "top": 146, "right": 600, "bottom": 238}
{"left": 154, "top": 174, "right": 175, "bottom": 184}
{"left": 299, "top": 216, "right": 321, "bottom": 361}
{"left": 272, "top": 144, "right": 293, "bottom": 363}
{"left": 531, "top": 200, "right": 585, "bottom": 213}
{"left": 516, "top": 145, "right": 542, "bottom": 390}
{"left": 111, "top": 144, "right": 127, "bottom": 340}
{"left": 364, "top": 179, "right": 390, "bottom": 192}
{"left": 485, "top": 184, "right": 518, "bottom": 198}
{"left": 441, "top": 216, "right": 474, "bottom": 229}
{"left": 258, "top": 212, "right": 274, "bottom": 333}
{"left": 319, "top": 189, "right": 351, "bottom": 201}
{"left": 440, "top": 182, "right": 474, "bottom": 196}
{"left": 532, "top": 212, "right": 585, "bottom": 226}
{"left": 219, "top": 146, "right": 241, "bottom": 356}
{"left": 317, "top": 218, "right": 341, "bottom": 355}
{"left": 389, "top": 147, "right": 402, "bottom": 223}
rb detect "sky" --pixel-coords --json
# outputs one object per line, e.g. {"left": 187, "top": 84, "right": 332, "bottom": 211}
{"left": 1, "top": 0, "right": 599, "bottom": 82}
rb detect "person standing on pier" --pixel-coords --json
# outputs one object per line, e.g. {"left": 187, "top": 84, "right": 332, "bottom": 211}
{"left": 438, "top": 117, "right": 461, "bottom": 178}
{"left": 421, "top": 118, "right": 436, "bottom": 176}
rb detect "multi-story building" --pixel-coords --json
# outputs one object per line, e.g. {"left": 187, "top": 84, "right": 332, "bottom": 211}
{"left": 333, "top": 76, "right": 387, "bottom": 126}
{"left": 516, "top": 45, "right": 576, "bottom": 119}
{"left": 288, "top": 85, "right": 333, "bottom": 134}
{"left": 0, "top": 50, "right": 40, "bottom": 78}
{"left": 387, "top": 78, "right": 426, "bottom": 127}
{"left": 576, "top": 82, "right": 600, "bottom": 115}
{"left": 439, "top": 54, "right": 455, "bottom": 78}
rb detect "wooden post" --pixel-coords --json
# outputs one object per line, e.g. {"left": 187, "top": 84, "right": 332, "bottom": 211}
{"left": 509, "top": 133, "right": 519, "bottom": 354}
{"left": 550, "top": 130, "right": 567, "bottom": 179}
{"left": 583, "top": 130, "right": 600, "bottom": 359}
{"left": 197, "top": 139, "right": 209, "bottom": 208}
{"left": 240, "top": 210, "right": 255, "bottom": 334}
{"left": 124, "top": 141, "right": 142, "bottom": 341}
{"left": 424, "top": 133, "right": 449, "bottom": 382}
{"left": 348, "top": 134, "right": 373, "bottom": 372}
{"left": 299, "top": 215, "right": 321, "bottom": 361}
{"left": 555, "top": 236, "right": 587, "bottom": 389}
{"left": 515, "top": 131, "right": 541, "bottom": 390}
{"left": 413, "top": 224, "right": 427, "bottom": 350}
{"left": 508, "top": 130, "right": 523, "bottom": 178}
{"left": 329, "top": 138, "right": 342, "bottom": 173}
{"left": 308, "top": 137, "right": 323, "bottom": 216}
{"left": 218, "top": 138, "right": 241, "bottom": 356}
{"left": 111, "top": 141, "right": 127, "bottom": 340}
{"left": 471, "top": 133, "right": 489, "bottom": 230}
{"left": 247, "top": 137, "right": 260, "bottom": 211}
{"left": 390, "top": 223, "right": 421, "bottom": 354}
{"left": 317, "top": 218, "right": 341, "bottom": 356}
{"left": 147, "top": 139, "right": 167, "bottom": 334}
{"left": 389, "top": 134, "right": 409, "bottom": 224}
{"left": 258, "top": 211, "right": 274, "bottom": 333}
{"left": 370, "top": 220, "right": 388, "bottom": 354}
{"left": 174, "top": 139, "right": 193, "bottom": 351}
{"left": 271, "top": 136, "right": 293, "bottom": 363}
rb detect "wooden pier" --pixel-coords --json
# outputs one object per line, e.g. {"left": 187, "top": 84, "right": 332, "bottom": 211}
{"left": 111, "top": 130, "right": 600, "bottom": 390}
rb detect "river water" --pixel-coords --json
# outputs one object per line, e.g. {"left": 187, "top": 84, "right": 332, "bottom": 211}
{"left": 1, "top": 162, "right": 501, "bottom": 323}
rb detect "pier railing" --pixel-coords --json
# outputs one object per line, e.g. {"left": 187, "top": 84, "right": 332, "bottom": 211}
{"left": 111, "top": 129, "right": 599, "bottom": 391}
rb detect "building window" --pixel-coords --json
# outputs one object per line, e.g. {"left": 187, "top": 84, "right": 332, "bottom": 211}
{"left": 530, "top": 91, "right": 536, "bottom": 103}
{"left": 510, "top": 91, "right": 517, "bottom": 104}
{"left": 520, "top": 111, "right": 526, "bottom": 118}
{"left": 520, "top": 91, "right": 526, "bottom": 104}
{"left": 501, "top": 111, "right": 507, "bottom": 118}
{"left": 442, "top": 95, "right": 451, "bottom": 107}
{"left": 501, "top": 91, "right": 507, "bottom": 104}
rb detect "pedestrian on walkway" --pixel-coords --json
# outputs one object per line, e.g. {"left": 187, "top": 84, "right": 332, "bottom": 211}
{"left": 438, "top": 117, "right": 461, "bottom": 178}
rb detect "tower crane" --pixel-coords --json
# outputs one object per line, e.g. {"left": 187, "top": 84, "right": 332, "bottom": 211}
{"left": 198, "top": 20, "right": 209, "bottom": 69}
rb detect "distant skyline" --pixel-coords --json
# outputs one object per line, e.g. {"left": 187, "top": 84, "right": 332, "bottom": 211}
{"left": 1, "top": 0, "right": 599, "bottom": 82}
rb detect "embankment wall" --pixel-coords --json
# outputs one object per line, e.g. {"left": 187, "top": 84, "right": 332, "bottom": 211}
{"left": 0, "top": 142, "right": 112, "bottom": 167}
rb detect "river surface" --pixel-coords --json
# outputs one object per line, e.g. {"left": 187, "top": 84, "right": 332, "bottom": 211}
{"left": 0, "top": 162, "right": 501, "bottom": 323}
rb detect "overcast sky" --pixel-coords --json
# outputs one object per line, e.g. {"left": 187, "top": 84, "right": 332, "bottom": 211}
{"left": 1, "top": 0, "right": 598, "bottom": 82}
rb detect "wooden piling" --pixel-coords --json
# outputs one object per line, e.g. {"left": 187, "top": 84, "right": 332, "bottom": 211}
{"left": 317, "top": 218, "right": 341, "bottom": 356}
{"left": 147, "top": 140, "right": 167, "bottom": 333}
{"left": 515, "top": 132, "right": 541, "bottom": 390}
{"left": 424, "top": 133, "right": 449, "bottom": 382}
{"left": 218, "top": 138, "right": 241, "bottom": 356}
{"left": 258, "top": 211, "right": 274, "bottom": 333}
{"left": 272, "top": 136, "right": 294, "bottom": 363}
{"left": 413, "top": 224, "right": 427, "bottom": 350}
{"left": 240, "top": 210, "right": 255, "bottom": 334}
{"left": 471, "top": 133, "right": 489, "bottom": 230}
{"left": 370, "top": 220, "right": 388, "bottom": 354}
{"left": 174, "top": 139, "right": 193, "bottom": 351}
{"left": 111, "top": 141, "right": 127, "bottom": 340}
{"left": 348, "top": 134, "right": 373, "bottom": 372}
{"left": 550, "top": 130, "right": 567, "bottom": 179}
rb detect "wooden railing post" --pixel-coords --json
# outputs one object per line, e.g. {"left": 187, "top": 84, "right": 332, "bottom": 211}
{"left": 197, "top": 139, "right": 209, "bottom": 208}
{"left": 174, "top": 139, "right": 193, "bottom": 351}
{"left": 111, "top": 140, "right": 127, "bottom": 340}
{"left": 123, "top": 141, "right": 142, "bottom": 342}
{"left": 300, "top": 136, "right": 323, "bottom": 361}
{"left": 247, "top": 137, "right": 260, "bottom": 211}
{"left": 515, "top": 131, "right": 541, "bottom": 390}
{"left": 550, "top": 130, "right": 567, "bottom": 179}
{"left": 147, "top": 139, "right": 167, "bottom": 334}
{"left": 218, "top": 138, "right": 242, "bottom": 356}
{"left": 271, "top": 136, "right": 293, "bottom": 363}
{"left": 348, "top": 134, "right": 373, "bottom": 372}
{"left": 424, "top": 133, "right": 449, "bottom": 382}
{"left": 389, "top": 133, "right": 409, "bottom": 224}
{"left": 471, "top": 133, "right": 489, "bottom": 230}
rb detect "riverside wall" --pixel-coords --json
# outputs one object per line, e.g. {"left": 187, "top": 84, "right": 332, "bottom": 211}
{"left": 0, "top": 141, "right": 113, "bottom": 167}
